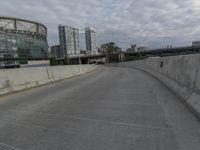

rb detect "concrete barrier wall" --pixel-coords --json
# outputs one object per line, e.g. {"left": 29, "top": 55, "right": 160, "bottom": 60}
{"left": 0, "top": 65, "right": 97, "bottom": 96}
{"left": 119, "top": 54, "right": 200, "bottom": 118}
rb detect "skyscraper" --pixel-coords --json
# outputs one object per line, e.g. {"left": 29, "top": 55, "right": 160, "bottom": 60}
{"left": 85, "top": 27, "right": 97, "bottom": 54}
{"left": 58, "top": 25, "right": 80, "bottom": 58}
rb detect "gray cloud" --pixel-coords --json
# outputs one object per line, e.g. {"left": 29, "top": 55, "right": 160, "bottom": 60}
{"left": 0, "top": 0, "right": 200, "bottom": 50}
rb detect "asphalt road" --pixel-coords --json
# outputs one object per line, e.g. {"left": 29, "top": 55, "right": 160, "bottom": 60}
{"left": 0, "top": 66, "right": 199, "bottom": 150}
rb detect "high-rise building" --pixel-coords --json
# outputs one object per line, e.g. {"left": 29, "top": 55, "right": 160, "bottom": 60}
{"left": 85, "top": 27, "right": 97, "bottom": 54}
{"left": 58, "top": 25, "right": 80, "bottom": 58}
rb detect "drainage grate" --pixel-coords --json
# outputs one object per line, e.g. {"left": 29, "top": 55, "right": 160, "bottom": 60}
{"left": 0, "top": 143, "right": 22, "bottom": 150}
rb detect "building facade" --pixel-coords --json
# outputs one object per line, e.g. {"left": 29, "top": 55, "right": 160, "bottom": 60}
{"left": 126, "top": 44, "right": 137, "bottom": 53}
{"left": 58, "top": 25, "right": 80, "bottom": 58}
{"left": 192, "top": 41, "right": 200, "bottom": 47}
{"left": 0, "top": 16, "right": 48, "bottom": 62}
{"left": 85, "top": 27, "right": 97, "bottom": 54}
{"left": 137, "top": 47, "right": 150, "bottom": 52}
{"left": 50, "top": 45, "right": 60, "bottom": 58}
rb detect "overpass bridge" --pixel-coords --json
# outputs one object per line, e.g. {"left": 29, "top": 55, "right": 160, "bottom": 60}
{"left": 53, "top": 54, "right": 106, "bottom": 65}
{"left": 124, "top": 45, "right": 200, "bottom": 61}
{"left": 0, "top": 55, "right": 199, "bottom": 150}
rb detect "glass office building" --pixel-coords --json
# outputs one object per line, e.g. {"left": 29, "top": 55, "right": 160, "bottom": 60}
{"left": 0, "top": 16, "right": 48, "bottom": 62}
{"left": 58, "top": 25, "right": 80, "bottom": 58}
{"left": 85, "top": 27, "right": 97, "bottom": 54}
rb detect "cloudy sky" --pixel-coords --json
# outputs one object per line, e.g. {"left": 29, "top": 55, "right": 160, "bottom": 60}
{"left": 1, "top": 0, "right": 200, "bottom": 50}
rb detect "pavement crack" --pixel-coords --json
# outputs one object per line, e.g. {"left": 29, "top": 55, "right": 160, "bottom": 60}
{"left": 7, "top": 109, "right": 171, "bottom": 131}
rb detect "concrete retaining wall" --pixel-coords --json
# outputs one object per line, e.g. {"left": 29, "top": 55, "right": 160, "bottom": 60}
{"left": 0, "top": 65, "right": 97, "bottom": 96}
{"left": 119, "top": 54, "right": 200, "bottom": 118}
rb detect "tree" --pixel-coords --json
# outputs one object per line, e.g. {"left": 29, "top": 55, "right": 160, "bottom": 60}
{"left": 100, "top": 42, "right": 121, "bottom": 55}
{"left": 100, "top": 42, "right": 122, "bottom": 63}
